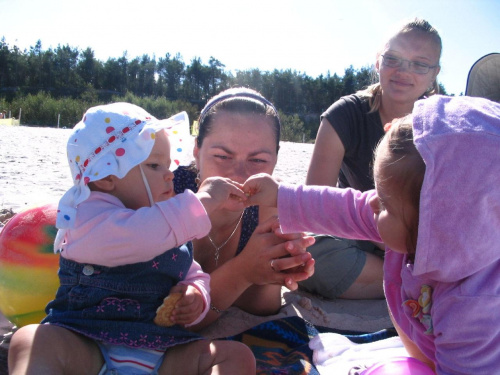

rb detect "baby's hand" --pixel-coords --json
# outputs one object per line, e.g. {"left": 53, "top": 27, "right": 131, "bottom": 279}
{"left": 243, "top": 173, "right": 279, "bottom": 207}
{"left": 197, "top": 177, "right": 247, "bottom": 214}
{"left": 169, "top": 284, "right": 204, "bottom": 326}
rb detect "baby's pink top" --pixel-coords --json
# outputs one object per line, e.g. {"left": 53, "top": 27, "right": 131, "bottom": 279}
{"left": 278, "top": 96, "right": 500, "bottom": 374}
{"left": 60, "top": 189, "right": 210, "bottom": 265}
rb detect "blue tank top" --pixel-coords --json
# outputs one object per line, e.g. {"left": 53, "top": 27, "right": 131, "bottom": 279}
{"left": 174, "top": 166, "right": 259, "bottom": 254}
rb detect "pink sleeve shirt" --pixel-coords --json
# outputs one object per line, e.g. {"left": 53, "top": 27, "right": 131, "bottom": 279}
{"left": 61, "top": 189, "right": 210, "bottom": 266}
{"left": 277, "top": 183, "right": 380, "bottom": 243}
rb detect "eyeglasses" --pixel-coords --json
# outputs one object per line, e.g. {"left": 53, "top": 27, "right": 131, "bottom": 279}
{"left": 381, "top": 54, "right": 438, "bottom": 75}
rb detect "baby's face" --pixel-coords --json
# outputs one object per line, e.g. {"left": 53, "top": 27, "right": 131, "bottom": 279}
{"left": 113, "top": 130, "right": 175, "bottom": 209}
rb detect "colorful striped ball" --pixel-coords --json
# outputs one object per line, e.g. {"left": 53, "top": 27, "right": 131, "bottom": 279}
{"left": 0, "top": 204, "right": 59, "bottom": 327}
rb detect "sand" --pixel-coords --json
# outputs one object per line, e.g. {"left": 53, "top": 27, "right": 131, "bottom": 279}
{"left": 0, "top": 125, "right": 312, "bottom": 211}
{"left": 0, "top": 124, "right": 391, "bottom": 339}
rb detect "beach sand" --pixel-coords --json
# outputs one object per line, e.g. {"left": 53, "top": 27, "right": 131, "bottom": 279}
{"left": 0, "top": 124, "right": 391, "bottom": 339}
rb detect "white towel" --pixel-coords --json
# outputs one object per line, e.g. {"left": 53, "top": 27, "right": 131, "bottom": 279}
{"left": 310, "top": 333, "right": 408, "bottom": 374}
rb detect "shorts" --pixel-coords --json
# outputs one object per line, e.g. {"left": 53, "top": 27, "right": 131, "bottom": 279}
{"left": 98, "top": 342, "right": 165, "bottom": 375}
{"left": 299, "top": 235, "right": 382, "bottom": 299}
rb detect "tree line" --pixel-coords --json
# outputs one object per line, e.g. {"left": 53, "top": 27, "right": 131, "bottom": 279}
{"left": 0, "top": 38, "right": 447, "bottom": 142}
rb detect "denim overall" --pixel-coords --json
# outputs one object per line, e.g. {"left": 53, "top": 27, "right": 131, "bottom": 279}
{"left": 42, "top": 242, "right": 202, "bottom": 350}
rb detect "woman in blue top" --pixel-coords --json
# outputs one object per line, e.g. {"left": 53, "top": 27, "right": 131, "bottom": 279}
{"left": 174, "top": 87, "right": 315, "bottom": 329}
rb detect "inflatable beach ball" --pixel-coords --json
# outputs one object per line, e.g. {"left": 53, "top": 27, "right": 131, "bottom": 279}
{"left": 0, "top": 204, "right": 60, "bottom": 327}
{"left": 361, "top": 357, "right": 434, "bottom": 375}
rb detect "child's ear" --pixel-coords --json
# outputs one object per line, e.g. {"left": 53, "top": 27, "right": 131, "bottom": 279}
{"left": 91, "top": 176, "right": 116, "bottom": 192}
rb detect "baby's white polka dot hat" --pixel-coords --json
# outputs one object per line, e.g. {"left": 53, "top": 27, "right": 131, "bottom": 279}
{"left": 54, "top": 102, "right": 193, "bottom": 250}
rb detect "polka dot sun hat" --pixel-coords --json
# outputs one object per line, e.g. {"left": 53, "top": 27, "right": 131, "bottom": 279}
{"left": 54, "top": 102, "right": 193, "bottom": 250}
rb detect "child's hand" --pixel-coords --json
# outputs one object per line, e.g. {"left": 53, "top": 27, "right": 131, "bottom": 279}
{"left": 169, "top": 284, "right": 204, "bottom": 326}
{"left": 197, "top": 177, "right": 247, "bottom": 214}
{"left": 242, "top": 173, "right": 279, "bottom": 207}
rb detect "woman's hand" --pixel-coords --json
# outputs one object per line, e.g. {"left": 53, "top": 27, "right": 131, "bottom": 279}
{"left": 192, "top": 216, "right": 316, "bottom": 329}
{"left": 169, "top": 284, "right": 204, "bottom": 326}
{"left": 235, "top": 216, "right": 315, "bottom": 291}
{"left": 270, "top": 229, "right": 316, "bottom": 290}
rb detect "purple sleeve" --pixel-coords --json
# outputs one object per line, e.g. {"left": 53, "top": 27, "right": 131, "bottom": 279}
{"left": 277, "top": 183, "right": 381, "bottom": 243}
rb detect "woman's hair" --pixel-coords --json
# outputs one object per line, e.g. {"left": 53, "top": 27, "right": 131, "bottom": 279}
{"left": 196, "top": 87, "right": 281, "bottom": 153}
{"left": 374, "top": 115, "right": 426, "bottom": 259}
{"left": 358, "top": 18, "right": 442, "bottom": 113}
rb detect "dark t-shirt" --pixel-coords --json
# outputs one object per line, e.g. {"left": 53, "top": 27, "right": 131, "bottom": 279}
{"left": 321, "top": 94, "right": 384, "bottom": 192}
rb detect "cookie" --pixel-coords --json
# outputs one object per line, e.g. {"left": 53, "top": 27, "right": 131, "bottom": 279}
{"left": 154, "top": 292, "right": 183, "bottom": 327}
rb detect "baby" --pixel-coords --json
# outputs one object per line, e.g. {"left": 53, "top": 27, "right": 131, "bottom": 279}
{"left": 9, "top": 103, "right": 255, "bottom": 374}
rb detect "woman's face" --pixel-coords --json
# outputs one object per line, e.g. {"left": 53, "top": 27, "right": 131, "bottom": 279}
{"left": 376, "top": 30, "right": 441, "bottom": 104}
{"left": 194, "top": 111, "right": 278, "bottom": 184}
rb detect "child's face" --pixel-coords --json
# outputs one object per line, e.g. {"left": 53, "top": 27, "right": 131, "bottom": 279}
{"left": 370, "top": 138, "right": 416, "bottom": 254}
{"left": 112, "top": 130, "right": 175, "bottom": 209}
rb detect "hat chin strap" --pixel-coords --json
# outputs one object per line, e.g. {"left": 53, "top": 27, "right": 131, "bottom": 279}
{"left": 139, "top": 164, "right": 155, "bottom": 207}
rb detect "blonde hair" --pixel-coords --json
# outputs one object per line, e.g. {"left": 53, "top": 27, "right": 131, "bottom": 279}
{"left": 374, "top": 115, "right": 425, "bottom": 259}
{"left": 358, "top": 18, "right": 442, "bottom": 113}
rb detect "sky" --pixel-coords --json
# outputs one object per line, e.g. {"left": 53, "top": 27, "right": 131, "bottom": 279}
{"left": 2, "top": 0, "right": 499, "bottom": 96}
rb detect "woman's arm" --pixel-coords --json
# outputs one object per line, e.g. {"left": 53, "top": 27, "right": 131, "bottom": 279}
{"left": 306, "top": 118, "right": 345, "bottom": 187}
{"left": 233, "top": 284, "right": 281, "bottom": 316}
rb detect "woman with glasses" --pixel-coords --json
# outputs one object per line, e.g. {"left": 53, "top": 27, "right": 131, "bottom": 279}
{"left": 301, "top": 18, "right": 441, "bottom": 300}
